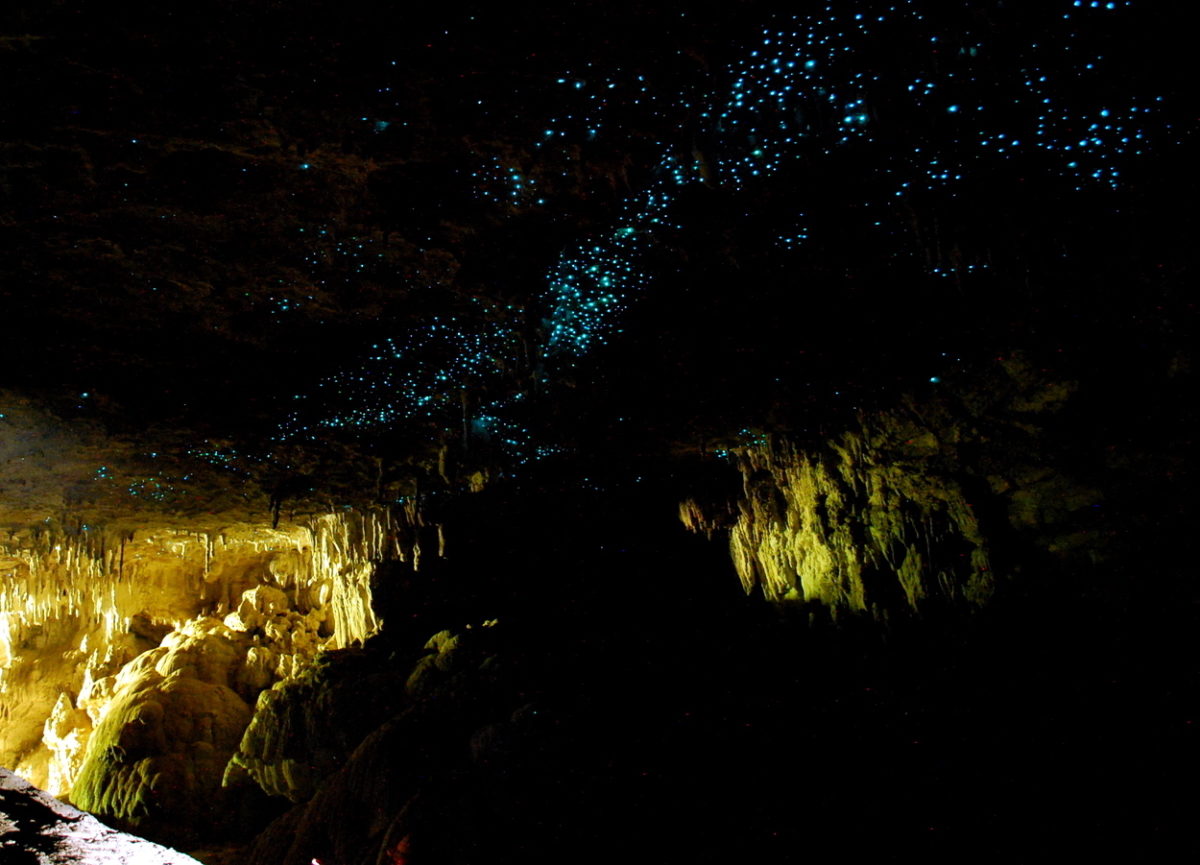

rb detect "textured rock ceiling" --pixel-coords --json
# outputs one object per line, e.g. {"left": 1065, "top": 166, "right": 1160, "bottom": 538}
{"left": 0, "top": 1, "right": 740, "bottom": 441}
{"left": 2, "top": 0, "right": 1192, "bottom": 462}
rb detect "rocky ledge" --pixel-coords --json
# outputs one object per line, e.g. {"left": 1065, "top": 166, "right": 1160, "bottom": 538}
{"left": 1, "top": 767, "right": 201, "bottom": 864}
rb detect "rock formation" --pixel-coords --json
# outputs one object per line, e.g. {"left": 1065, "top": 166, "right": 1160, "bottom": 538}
{"left": 681, "top": 355, "right": 1102, "bottom": 615}
{"left": 1, "top": 2, "right": 1195, "bottom": 861}
{"left": 0, "top": 507, "right": 428, "bottom": 843}
{"left": 1, "top": 767, "right": 203, "bottom": 864}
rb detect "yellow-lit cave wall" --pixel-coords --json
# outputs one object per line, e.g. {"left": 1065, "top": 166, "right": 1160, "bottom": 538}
{"left": 682, "top": 430, "right": 994, "bottom": 613}
{"left": 680, "top": 360, "right": 1102, "bottom": 617}
{"left": 0, "top": 509, "right": 415, "bottom": 837}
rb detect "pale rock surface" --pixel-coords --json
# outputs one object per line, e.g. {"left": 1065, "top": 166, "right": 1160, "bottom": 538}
{"left": 41, "top": 695, "right": 91, "bottom": 800}
{"left": 1, "top": 767, "right": 202, "bottom": 864}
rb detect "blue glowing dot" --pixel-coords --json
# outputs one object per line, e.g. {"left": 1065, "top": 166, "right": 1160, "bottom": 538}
{"left": 947, "top": 104, "right": 960, "bottom": 113}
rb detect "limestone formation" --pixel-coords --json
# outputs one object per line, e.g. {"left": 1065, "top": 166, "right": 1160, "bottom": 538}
{"left": 0, "top": 507, "right": 431, "bottom": 837}
{"left": 70, "top": 653, "right": 253, "bottom": 844}
{"left": 224, "top": 648, "right": 409, "bottom": 804}
{"left": 243, "top": 624, "right": 508, "bottom": 865}
{"left": 691, "top": 431, "right": 994, "bottom": 612}
{"left": 682, "top": 359, "right": 1101, "bottom": 615}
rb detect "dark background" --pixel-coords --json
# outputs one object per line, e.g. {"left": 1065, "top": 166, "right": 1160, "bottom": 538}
{"left": 2, "top": 2, "right": 1197, "bottom": 861}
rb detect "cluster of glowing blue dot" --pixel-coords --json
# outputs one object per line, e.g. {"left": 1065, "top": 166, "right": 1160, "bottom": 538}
{"left": 544, "top": 69, "right": 659, "bottom": 146}
{"left": 471, "top": 156, "right": 546, "bottom": 209}
{"left": 543, "top": 180, "right": 678, "bottom": 357}
{"left": 271, "top": 0, "right": 1177, "bottom": 463}
{"left": 298, "top": 228, "right": 390, "bottom": 276}
{"left": 278, "top": 317, "right": 512, "bottom": 441}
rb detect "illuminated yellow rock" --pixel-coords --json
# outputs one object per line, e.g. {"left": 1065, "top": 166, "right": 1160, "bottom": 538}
{"left": 682, "top": 360, "right": 1101, "bottom": 615}
{"left": 731, "top": 436, "right": 990, "bottom": 610}
{"left": 0, "top": 507, "right": 421, "bottom": 821}
{"left": 70, "top": 663, "right": 252, "bottom": 842}
{"left": 0, "top": 397, "right": 434, "bottom": 806}
{"left": 684, "top": 417, "right": 994, "bottom": 614}
{"left": 224, "top": 585, "right": 290, "bottom": 633}
{"left": 42, "top": 693, "right": 92, "bottom": 798}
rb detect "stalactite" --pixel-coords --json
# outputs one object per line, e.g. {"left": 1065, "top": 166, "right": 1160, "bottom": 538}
{"left": 0, "top": 506, "right": 440, "bottom": 805}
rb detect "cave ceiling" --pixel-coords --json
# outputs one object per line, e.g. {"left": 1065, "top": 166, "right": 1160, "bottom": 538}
{"left": 1, "top": 0, "right": 1195, "bottom": 501}
{"left": 1, "top": 5, "right": 1196, "bottom": 859}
